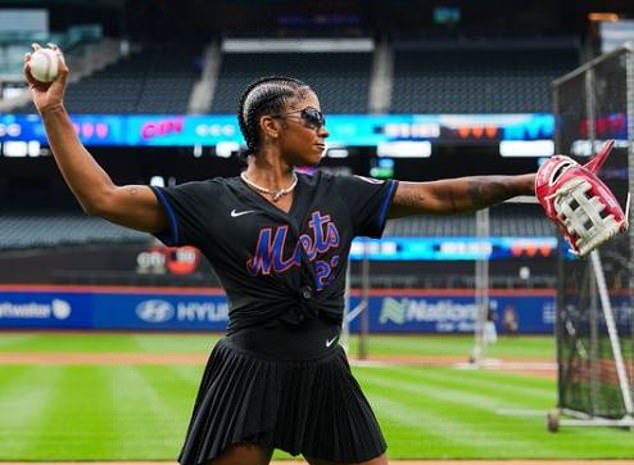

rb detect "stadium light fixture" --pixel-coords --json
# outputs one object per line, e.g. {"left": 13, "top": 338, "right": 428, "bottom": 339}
{"left": 588, "top": 12, "right": 619, "bottom": 22}
{"left": 499, "top": 140, "right": 554, "bottom": 157}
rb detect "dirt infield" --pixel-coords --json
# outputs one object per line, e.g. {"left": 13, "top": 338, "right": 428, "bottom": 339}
{"left": 1, "top": 353, "right": 494, "bottom": 365}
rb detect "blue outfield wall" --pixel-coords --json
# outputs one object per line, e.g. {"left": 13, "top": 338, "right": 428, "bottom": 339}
{"left": 0, "top": 285, "right": 557, "bottom": 334}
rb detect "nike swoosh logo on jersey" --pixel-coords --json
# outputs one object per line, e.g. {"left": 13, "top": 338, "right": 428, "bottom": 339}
{"left": 231, "top": 209, "right": 255, "bottom": 217}
{"left": 325, "top": 335, "right": 338, "bottom": 348}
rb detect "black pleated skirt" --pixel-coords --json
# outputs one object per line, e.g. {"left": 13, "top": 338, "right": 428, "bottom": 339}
{"left": 178, "top": 337, "right": 386, "bottom": 464}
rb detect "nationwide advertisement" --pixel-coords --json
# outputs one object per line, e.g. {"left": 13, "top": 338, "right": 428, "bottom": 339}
{"left": 348, "top": 292, "right": 556, "bottom": 334}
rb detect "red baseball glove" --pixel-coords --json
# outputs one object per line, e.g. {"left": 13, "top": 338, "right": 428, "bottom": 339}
{"left": 535, "top": 140, "right": 629, "bottom": 256}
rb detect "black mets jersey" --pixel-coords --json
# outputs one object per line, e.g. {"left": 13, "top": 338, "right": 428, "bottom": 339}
{"left": 152, "top": 171, "right": 398, "bottom": 333}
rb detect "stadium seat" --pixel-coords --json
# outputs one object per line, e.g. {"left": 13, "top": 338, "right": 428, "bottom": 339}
{"left": 14, "top": 42, "right": 202, "bottom": 114}
{"left": 0, "top": 214, "right": 147, "bottom": 249}
{"left": 210, "top": 52, "right": 372, "bottom": 113}
{"left": 391, "top": 46, "right": 579, "bottom": 113}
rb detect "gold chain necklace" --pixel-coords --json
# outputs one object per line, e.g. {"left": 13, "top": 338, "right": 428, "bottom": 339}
{"left": 240, "top": 171, "right": 298, "bottom": 202}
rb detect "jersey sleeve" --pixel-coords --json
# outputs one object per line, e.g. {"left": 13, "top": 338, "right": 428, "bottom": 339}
{"left": 335, "top": 175, "right": 398, "bottom": 238}
{"left": 150, "top": 180, "right": 219, "bottom": 247}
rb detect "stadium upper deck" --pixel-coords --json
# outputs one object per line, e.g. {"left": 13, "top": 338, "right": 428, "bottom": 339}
{"left": 11, "top": 37, "right": 579, "bottom": 115}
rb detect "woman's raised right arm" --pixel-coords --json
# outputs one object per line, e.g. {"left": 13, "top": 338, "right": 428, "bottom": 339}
{"left": 25, "top": 44, "right": 168, "bottom": 233}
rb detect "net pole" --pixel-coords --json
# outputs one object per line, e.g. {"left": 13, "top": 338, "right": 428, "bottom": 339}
{"left": 589, "top": 261, "right": 600, "bottom": 417}
{"left": 626, "top": 46, "right": 634, "bottom": 411}
{"left": 590, "top": 251, "right": 634, "bottom": 414}
{"left": 343, "top": 240, "right": 370, "bottom": 357}
{"left": 584, "top": 65, "right": 601, "bottom": 417}
{"left": 552, "top": 74, "right": 566, "bottom": 410}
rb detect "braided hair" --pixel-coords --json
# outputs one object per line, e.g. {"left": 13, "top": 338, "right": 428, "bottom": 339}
{"left": 237, "top": 76, "right": 309, "bottom": 158}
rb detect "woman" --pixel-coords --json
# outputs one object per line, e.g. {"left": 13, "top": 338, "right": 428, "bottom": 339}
{"left": 25, "top": 44, "right": 535, "bottom": 465}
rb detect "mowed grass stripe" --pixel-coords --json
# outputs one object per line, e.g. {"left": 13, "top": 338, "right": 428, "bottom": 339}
{"left": 376, "top": 365, "right": 555, "bottom": 404}
{"left": 356, "top": 367, "right": 544, "bottom": 457}
{"left": 0, "top": 365, "right": 204, "bottom": 460}
{"left": 360, "top": 371, "right": 532, "bottom": 458}
{"left": 0, "top": 366, "right": 65, "bottom": 459}
{"left": 23, "top": 366, "right": 125, "bottom": 460}
{"left": 362, "top": 366, "right": 554, "bottom": 415}
{"left": 356, "top": 366, "right": 634, "bottom": 459}
{"left": 96, "top": 365, "right": 193, "bottom": 460}
{"left": 168, "top": 364, "right": 208, "bottom": 387}
{"left": 359, "top": 377, "right": 486, "bottom": 456}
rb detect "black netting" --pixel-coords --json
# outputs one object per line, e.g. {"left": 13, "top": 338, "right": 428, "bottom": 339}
{"left": 554, "top": 48, "right": 634, "bottom": 419}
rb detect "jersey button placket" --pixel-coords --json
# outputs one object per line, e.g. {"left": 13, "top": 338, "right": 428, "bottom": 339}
{"left": 296, "top": 285, "right": 316, "bottom": 321}
{"left": 300, "top": 286, "right": 313, "bottom": 300}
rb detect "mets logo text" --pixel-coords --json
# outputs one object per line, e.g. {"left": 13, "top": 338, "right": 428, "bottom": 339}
{"left": 246, "top": 210, "right": 341, "bottom": 289}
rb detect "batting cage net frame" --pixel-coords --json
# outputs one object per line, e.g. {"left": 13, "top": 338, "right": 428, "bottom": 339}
{"left": 550, "top": 45, "right": 634, "bottom": 431}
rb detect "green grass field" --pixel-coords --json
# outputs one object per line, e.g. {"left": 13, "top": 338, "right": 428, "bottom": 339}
{"left": 0, "top": 332, "right": 555, "bottom": 358}
{"left": 1, "top": 333, "right": 633, "bottom": 460}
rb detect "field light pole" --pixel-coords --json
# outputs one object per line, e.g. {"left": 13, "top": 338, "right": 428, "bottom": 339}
{"left": 342, "top": 239, "right": 370, "bottom": 360}
{"left": 471, "top": 208, "right": 490, "bottom": 366}
{"left": 358, "top": 248, "right": 370, "bottom": 360}
{"left": 470, "top": 196, "right": 538, "bottom": 366}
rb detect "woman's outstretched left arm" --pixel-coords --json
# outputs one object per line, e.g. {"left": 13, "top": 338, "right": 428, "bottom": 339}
{"left": 388, "top": 174, "right": 535, "bottom": 218}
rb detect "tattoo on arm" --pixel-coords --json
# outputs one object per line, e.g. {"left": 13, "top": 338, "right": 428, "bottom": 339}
{"left": 390, "top": 174, "right": 531, "bottom": 218}
{"left": 397, "top": 185, "right": 423, "bottom": 211}
{"left": 467, "top": 176, "right": 512, "bottom": 210}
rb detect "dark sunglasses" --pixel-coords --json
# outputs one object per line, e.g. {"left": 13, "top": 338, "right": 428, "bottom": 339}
{"left": 271, "top": 106, "right": 326, "bottom": 131}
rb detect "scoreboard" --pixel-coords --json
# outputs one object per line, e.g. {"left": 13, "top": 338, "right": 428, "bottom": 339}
{"left": 0, "top": 112, "right": 554, "bottom": 148}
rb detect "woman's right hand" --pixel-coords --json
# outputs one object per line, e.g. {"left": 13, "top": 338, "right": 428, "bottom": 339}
{"left": 24, "top": 43, "right": 70, "bottom": 114}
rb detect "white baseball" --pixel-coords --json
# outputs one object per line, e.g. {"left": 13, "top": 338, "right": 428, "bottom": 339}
{"left": 29, "top": 48, "right": 60, "bottom": 83}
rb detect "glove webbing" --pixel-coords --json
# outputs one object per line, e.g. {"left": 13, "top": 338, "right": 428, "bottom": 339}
{"left": 553, "top": 178, "right": 622, "bottom": 256}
